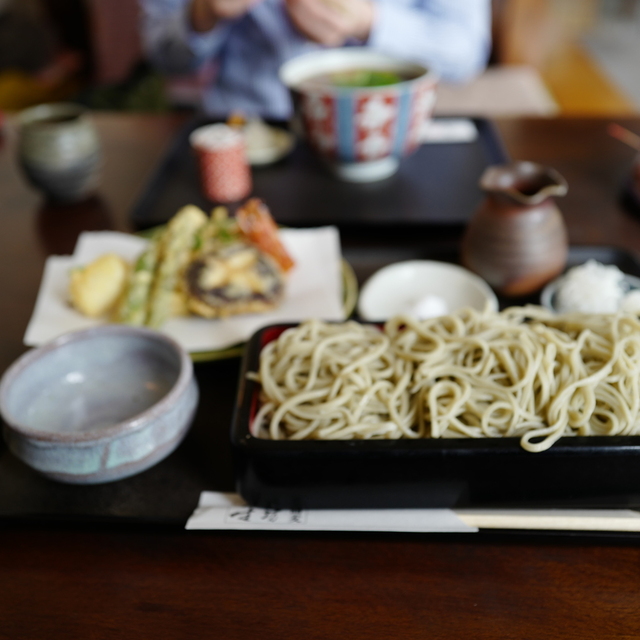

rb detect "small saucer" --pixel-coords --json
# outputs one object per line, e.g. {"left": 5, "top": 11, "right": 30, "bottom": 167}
{"left": 243, "top": 120, "right": 295, "bottom": 166}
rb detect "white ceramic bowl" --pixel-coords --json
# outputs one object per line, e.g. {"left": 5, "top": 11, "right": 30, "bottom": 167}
{"left": 358, "top": 260, "right": 499, "bottom": 321}
{"left": 0, "top": 325, "right": 198, "bottom": 484}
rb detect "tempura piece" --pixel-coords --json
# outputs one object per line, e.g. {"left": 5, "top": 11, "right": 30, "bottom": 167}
{"left": 69, "top": 253, "right": 128, "bottom": 318}
{"left": 236, "top": 198, "right": 295, "bottom": 272}
{"left": 186, "top": 242, "right": 284, "bottom": 318}
{"left": 147, "top": 205, "right": 208, "bottom": 328}
{"left": 195, "top": 206, "right": 241, "bottom": 254}
{"left": 117, "top": 238, "right": 160, "bottom": 326}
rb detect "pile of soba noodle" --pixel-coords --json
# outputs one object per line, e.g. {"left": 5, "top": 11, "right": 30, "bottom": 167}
{"left": 254, "top": 320, "right": 418, "bottom": 441}
{"left": 251, "top": 307, "right": 640, "bottom": 452}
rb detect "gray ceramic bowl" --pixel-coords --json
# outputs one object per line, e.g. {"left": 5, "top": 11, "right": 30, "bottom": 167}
{"left": 18, "top": 102, "right": 101, "bottom": 202}
{"left": 0, "top": 326, "right": 198, "bottom": 484}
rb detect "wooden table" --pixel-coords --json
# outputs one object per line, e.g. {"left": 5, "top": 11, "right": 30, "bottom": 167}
{"left": 1, "top": 113, "right": 640, "bottom": 639}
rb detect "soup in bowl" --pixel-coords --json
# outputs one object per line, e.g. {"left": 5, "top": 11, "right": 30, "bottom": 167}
{"left": 280, "top": 47, "right": 437, "bottom": 182}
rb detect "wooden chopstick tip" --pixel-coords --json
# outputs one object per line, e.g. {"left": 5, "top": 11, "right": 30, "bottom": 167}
{"left": 608, "top": 122, "right": 640, "bottom": 151}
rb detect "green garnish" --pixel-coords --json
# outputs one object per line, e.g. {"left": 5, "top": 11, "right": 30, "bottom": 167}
{"left": 331, "top": 70, "right": 402, "bottom": 88}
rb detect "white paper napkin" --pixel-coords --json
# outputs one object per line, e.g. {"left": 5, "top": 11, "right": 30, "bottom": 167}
{"left": 186, "top": 493, "right": 640, "bottom": 533}
{"left": 420, "top": 118, "right": 478, "bottom": 144}
{"left": 185, "top": 492, "right": 478, "bottom": 533}
{"left": 24, "top": 227, "right": 345, "bottom": 353}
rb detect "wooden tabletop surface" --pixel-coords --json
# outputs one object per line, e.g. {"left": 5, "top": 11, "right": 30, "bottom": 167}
{"left": 1, "top": 113, "right": 640, "bottom": 639}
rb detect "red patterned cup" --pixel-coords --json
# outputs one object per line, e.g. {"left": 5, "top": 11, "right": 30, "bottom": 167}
{"left": 190, "top": 124, "right": 252, "bottom": 203}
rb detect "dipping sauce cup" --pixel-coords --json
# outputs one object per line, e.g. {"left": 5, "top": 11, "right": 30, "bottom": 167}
{"left": 189, "top": 123, "right": 252, "bottom": 203}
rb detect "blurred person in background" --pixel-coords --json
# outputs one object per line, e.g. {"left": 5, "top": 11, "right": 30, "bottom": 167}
{"left": 141, "top": 0, "right": 491, "bottom": 119}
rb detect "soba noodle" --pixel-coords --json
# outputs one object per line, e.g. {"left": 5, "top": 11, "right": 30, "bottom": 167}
{"left": 252, "top": 319, "right": 418, "bottom": 440}
{"left": 251, "top": 308, "right": 640, "bottom": 452}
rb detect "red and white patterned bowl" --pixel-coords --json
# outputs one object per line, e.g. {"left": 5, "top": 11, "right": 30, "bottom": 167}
{"left": 280, "top": 48, "right": 437, "bottom": 182}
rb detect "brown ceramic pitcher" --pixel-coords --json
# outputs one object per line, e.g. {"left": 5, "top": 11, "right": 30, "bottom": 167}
{"left": 461, "top": 161, "right": 569, "bottom": 297}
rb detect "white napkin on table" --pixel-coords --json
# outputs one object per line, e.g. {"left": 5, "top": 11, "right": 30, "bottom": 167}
{"left": 420, "top": 118, "right": 478, "bottom": 144}
{"left": 186, "top": 493, "right": 640, "bottom": 533}
{"left": 186, "top": 492, "right": 478, "bottom": 533}
{"left": 24, "top": 227, "right": 345, "bottom": 353}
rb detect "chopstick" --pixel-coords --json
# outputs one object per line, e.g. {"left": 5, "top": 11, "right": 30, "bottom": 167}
{"left": 608, "top": 123, "right": 640, "bottom": 151}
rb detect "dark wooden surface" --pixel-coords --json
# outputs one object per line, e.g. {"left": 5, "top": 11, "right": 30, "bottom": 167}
{"left": 2, "top": 113, "right": 640, "bottom": 639}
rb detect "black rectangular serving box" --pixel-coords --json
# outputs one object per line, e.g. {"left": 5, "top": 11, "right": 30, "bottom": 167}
{"left": 232, "top": 324, "right": 640, "bottom": 510}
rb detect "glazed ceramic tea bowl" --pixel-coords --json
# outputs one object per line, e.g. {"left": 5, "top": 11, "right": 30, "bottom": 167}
{"left": 0, "top": 325, "right": 198, "bottom": 484}
{"left": 18, "top": 102, "right": 101, "bottom": 202}
{"left": 280, "top": 47, "right": 437, "bottom": 182}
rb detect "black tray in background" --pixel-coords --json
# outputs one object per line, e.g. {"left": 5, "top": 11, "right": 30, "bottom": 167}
{"left": 622, "top": 178, "right": 640, "bottom": 217}
{"left": 130, "top": 117, "right": 509, "bottom": 230}
{"left": 3, "top": 245, "right": 640, "bottom": 527}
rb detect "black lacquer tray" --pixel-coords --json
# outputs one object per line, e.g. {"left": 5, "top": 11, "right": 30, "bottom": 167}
{"left": 232, "top": 324, "right": 640, "bottom": 511}
{"left": 130, "top": 116, "right": 509, "bottom": 230}
{"left": 622, "top": 178, "right": 640, "bottom": 217}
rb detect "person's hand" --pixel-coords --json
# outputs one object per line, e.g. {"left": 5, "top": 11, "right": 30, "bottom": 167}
{"left": 285, "top": 0, "right": 375, "bottom": 46}
{"left": 190, "top": 0, "right": 262, "bottom": 31}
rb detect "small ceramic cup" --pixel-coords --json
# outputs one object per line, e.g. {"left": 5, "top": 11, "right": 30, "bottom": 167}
{"left": 18, "top": 102, "right": 101, "bottom": 202}
{"left": 189, "top": 123, "right": 252, "bottom": 203}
